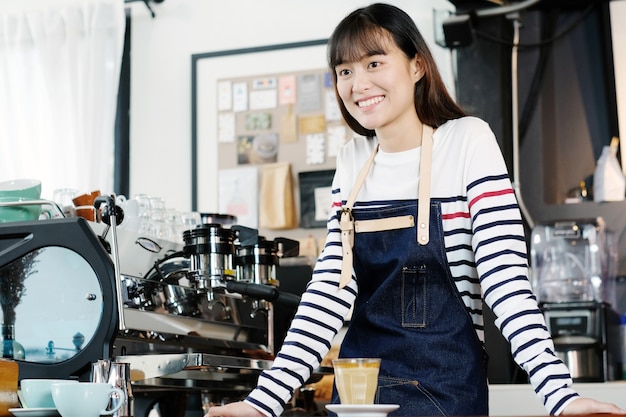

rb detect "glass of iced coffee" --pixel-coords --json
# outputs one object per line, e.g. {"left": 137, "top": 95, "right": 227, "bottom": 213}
{"left": 332, "top": 358, "right": 381, "bottom": 404}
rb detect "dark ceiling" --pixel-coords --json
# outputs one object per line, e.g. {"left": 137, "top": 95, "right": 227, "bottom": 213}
{"left": 448, "top": 0, "right": 608, "bottom": 13}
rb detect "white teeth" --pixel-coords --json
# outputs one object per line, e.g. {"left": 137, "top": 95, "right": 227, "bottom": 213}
{"left": 357, "top": 96, "right": 383, "bottom": 107}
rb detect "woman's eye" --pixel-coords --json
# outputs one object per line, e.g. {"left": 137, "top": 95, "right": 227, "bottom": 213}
{"left": 368, "top": 61, "right": 380, "bottom": 69}
{"left": 338, "top": 68, "right": 351, "bottom": 76}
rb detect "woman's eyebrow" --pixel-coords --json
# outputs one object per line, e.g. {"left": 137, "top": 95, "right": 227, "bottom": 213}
{"left": 345, "top": 49, "right": 387, "bottom": 63}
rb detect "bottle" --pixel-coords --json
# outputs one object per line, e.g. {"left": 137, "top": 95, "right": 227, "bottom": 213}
{"left": 579, "top": 180, "right": 589, "bottom": 200}
{"left": 593, "top": 136, "right": 625, "bottom": 202}
{"left": 1, "top": 324, "right": 25, "bottom": 360}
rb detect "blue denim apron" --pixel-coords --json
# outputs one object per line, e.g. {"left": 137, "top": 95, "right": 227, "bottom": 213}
{"left": 332, "top": 126, "right": 488, "bottom": 416}
{"left": 333, "top": 200, "right": 488, "bottom": 416}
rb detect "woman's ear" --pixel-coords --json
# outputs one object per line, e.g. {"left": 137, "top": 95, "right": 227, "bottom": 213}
{"left": 412, "top": 55, "right": 425, "bottom": 82}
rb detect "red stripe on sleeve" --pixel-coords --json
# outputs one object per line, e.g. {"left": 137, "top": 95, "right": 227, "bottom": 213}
{"left": 468, "top": 189, "right": 514, "bottom": 209}
{"left": 442, "top": 211, "right": 470, "bottom": 220}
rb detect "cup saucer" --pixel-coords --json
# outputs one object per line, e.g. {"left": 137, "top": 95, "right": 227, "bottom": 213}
{"left": 325, "top": 404, "right": 399, "bottom": 417}
{"left": 9, "top": 408, "right": 60, "bottom": 417}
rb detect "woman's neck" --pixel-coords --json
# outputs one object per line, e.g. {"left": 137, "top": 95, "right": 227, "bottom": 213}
{"left": 376, "top": 116, "right": 424, "bottom": 153}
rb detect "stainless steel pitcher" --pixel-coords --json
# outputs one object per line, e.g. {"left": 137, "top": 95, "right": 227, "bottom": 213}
{"left": 92, "top": 360, "right": 134, "bottom": 417}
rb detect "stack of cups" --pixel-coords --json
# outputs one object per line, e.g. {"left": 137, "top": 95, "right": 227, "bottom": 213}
{"left": 72, "top": 190, "right": 101, "bottom": 222}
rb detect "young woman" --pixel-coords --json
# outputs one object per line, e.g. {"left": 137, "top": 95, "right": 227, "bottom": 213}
{"left": 208, "top": 3, "right": 626, "bottom": 417}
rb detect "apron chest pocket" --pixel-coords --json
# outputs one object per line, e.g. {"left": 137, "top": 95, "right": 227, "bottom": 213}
{"left": 401, "top": 265, "right": 427, "bottom": 327}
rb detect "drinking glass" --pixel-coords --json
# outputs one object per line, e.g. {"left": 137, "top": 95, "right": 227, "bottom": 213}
{"left": 332, "top": 358, "right": 381, "bottom": 404}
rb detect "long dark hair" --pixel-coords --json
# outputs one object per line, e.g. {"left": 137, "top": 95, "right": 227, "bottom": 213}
{"left": 328, "top": 3, "right": 465, "bottom": 137}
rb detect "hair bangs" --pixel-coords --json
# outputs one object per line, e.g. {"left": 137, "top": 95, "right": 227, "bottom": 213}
{"left": 328, "top": 20, "right": 391, "bottom": 69}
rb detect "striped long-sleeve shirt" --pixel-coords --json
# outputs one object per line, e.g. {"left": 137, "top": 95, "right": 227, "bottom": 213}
{"left": 245, "top": 116, "right": 578, "bottom": 416}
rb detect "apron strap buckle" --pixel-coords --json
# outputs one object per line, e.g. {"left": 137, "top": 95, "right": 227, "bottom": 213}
{"left": 339, "top": 207, "right": 354, "bottom": 222}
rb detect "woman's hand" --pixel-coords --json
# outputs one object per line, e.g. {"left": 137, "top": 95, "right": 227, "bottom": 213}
{"left": 206, "top": 401, "right": 266, "bottom": 417}
{"left": 561, "top": 397, "right": 626, "bottom": 415}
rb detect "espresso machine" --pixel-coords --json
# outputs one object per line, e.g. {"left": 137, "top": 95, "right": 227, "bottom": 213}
{"left": 530, "top": 218, "right": 621, "bottom": 381}
{"left": 0, "top": 196, "right": 326, "bottom": 415}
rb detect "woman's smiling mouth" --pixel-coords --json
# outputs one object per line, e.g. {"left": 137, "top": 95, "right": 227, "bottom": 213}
{"left": 357, "top": 96, "right": 384, "bottom": 108}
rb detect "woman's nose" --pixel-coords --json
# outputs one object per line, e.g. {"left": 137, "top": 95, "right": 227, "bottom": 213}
{"left": 351, "top": 69, "right": 371, "bottom": 93}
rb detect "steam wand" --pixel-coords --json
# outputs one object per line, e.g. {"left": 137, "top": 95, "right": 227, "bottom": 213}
{"left": 94, "top": 195, "right": 128, "bottom": 331}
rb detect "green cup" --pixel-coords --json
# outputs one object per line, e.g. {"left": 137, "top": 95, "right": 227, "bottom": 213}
{"left": 0, "top": 179, "right": 43, "bottom": 223}
{"left": 0, "top": 179, "right": 42, "bottom": 199}
{"left": 0, "top": 197, "right": 42, "bottom": 223}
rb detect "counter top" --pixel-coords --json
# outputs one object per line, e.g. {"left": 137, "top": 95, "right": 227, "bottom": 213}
{"left": 489, "top": 382, "right": 626, "bottom": 416}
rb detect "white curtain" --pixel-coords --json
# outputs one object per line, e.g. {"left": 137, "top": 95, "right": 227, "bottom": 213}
{"left": 0, "top": 0, "right": 125, "bottom": 198}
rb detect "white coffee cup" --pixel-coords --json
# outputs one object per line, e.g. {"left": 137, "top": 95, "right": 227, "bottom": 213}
{"left": 21, "top": 379, "right": 78, "bottom": 408}
{"left": 52, "top": 382, "right": 126, "bottom": 417}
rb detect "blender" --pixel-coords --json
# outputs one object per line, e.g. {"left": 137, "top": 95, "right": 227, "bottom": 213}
{"left": 530, "top": 218, "right": 621, "bottom": 381}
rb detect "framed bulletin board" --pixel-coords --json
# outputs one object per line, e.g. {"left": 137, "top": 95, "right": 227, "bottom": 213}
{"left": 192, "top": 39, "right": 351, "bottom": 232}
{"left": 214, "top": 67, "right": 347, "bottom": 170}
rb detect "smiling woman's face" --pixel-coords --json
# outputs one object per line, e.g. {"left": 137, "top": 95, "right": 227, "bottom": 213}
{"left": 334, "top": 34, "right": 422, "bottom": 133}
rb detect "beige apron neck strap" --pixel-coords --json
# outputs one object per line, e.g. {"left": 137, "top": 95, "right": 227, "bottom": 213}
{"left": 346, "top": 144, "right": 379, "bottom": 211}
{"left": 338, "top": 125, "right": 433, "bottom": 289}
{"left": 339, "top": 144, "right": 379, "bottom": 289}
{"left": 417, "top": 125, "right": 434, "bottom": 245}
